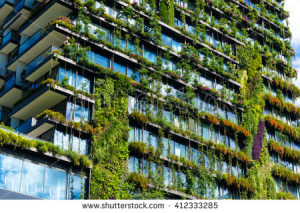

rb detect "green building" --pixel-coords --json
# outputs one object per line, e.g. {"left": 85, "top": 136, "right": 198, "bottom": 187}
{"left": 0, "top": 0, "right": 297, "bottom": 200}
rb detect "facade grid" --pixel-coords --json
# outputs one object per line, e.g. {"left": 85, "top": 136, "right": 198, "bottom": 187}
{"left": 0, "top": 0, "right": 298, "bottom": 200}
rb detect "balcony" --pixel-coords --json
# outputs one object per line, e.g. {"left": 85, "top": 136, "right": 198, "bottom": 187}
{"left": 19, "top": 29, "right": 46, "bottom": 55}
{"left": 19, "top": 0, "right": 72, "bottom": 37}
{"left": 6, "top": 25, "right": 67, "bottom": 72}
{"left": 0, "top": 74, "right": 22, "bottom": 108}
{"left": 0, "top": 0, "right": 15, "bottom": 26}
{"left": 0, "top": 30, "right": 18, "bottom": 54}
{"left": 15, "top": 117, "right": 37, "bottom": 133}
{"left": 24, "top": 46, "right": 60, "bottom": 82}
{"left": 2, "top": 0, "right": 32, "bottom": 31}
{"left": 9, "top": 84, "right": 66, "bottom": 121}
{"left": 9, "top": 83, "right": 95, "bottom": 121}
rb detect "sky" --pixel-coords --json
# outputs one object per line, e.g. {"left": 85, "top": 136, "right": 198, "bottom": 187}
{"left": 284, "top": 0, "right": 300, "bottom": 105}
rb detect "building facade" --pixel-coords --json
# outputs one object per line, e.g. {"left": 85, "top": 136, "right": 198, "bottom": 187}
{"left": 0, "top": 0, "right": 298, "bottom": 199}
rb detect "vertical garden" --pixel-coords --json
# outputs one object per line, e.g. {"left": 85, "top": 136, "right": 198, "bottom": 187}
{"left": 5, "top": 0, "right": 298, "bottom": 200}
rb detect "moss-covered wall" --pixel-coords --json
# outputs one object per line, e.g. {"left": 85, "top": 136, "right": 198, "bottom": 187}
{"left": 159, "top": 0, "right": 175, "bottom": 27}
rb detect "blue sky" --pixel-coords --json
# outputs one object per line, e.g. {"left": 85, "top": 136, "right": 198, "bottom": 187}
{"left": 285, "top": 0, "right": 300, "bottom": 105}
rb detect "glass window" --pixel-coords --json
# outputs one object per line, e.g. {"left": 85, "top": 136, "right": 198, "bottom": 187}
{"left": 169, "top": 140, "right": 175, "bottom": 155}
{"left": 192, "top": 148, "right": 199, "bottom": 163}
{"left": 180, "top": 143, "right": 186, "bottom": 159}
{"left": 92, "top": 52, "right": 110, "bottom": 68}
{"left": 175, "top": 142, "right": 181, "bottom": 157}
{"left": 221, "top": 187, "right": 232, "bottom": 199}
{"left": 44, "top": 168, "right": 66, "bottom": 200}
{"left": 162, "top": 138, "right": 169, "bottom": 157}
{"left": 202, "top": 123, "right": 209, "bottom": 141}
{"left": 66, "top": 102, "right": 90, "bottom": 122}
{"left": 227, "top": 111, "right": 237, "bottom": 124}
{"left": 114, "top": 62, "right": 127, "bottom": 75}
{"left": 143, "top": 46, "right": 157, "bottom": 63}
{"left": 162, "top": 34, "right": 172, "bottom": 48}
{"left": 59, "top": 67, "right": 76, "bottom": 88}
{"left": 21, "top": 161, "right": 45, "bottom": 198}
{"left": 127, "top": 68, "right": 140, "bottom": 82}
{"left": 76, "top": 74, "right": 91, "bottom": 93}
{"left": 164, "top": 166, "right": 170, "bottom": 187}
{"left": 69, "top": 175, "right": 85, "bottom": 200}
{"left": 54, "top": 130, "right": 69, "bottom": 151}
{"left": 0, "top": 154, "right": 23, "bottom": 192}
{"left": 129, "top": 128, "right": 135, "bottom": 142}
{"left": 227, "top": 136, "right": 236, "bottom": 150}
{"left": 129, "top": 156, "right": 135, "bottom": 172}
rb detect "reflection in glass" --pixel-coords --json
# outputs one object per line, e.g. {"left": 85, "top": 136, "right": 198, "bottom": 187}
{"left": 21, "top": 161, "right": 45, "bottom": 198}
{"left": 0, "top": 154, "right": 22, "bottom": 192}
{"left": 70, "top": 175, "right": 85, "bottom": 200}
{"left": 44, "top": 168, "right": 66, "bottom": 200}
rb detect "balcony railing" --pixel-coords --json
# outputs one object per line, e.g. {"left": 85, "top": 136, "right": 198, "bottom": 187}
{"left": 19, "top": 29, "right": 45, "bottom": 54}
{"left": 1, "top": 30, "right": 18, "bottom": 46}
{"left": 3, "top": 74, "right": 15, "bottom": 91}
{"left": 26, "top": 45, "right": 59, "bottom": 75}
{"left": 0, "top": 0, "right": 15, "bottom": 8}
{"left": 15, "top": 117, "right": 37, "bottom": 133}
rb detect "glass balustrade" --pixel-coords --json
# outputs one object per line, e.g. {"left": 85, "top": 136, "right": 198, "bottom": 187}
{"left": 3, "top": 74, "right": 15, "bottom": 91}
{"left": 14, "top": 0, "right": 24, "bottom": 11}
{"left": 15, "top": 117, "right": 37, "bottom": 133}
{"left": 26, "top": 46, "right": 60, "bottom": 75}
{"left": 1, "top": 30, "right": 18, "bottom": 46}
{"left": 19, "top": 29, "right": 45, "bottom": 54}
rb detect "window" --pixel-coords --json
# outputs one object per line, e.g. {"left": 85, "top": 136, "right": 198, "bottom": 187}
{"left": 162, "top": 34, "right": 172, "bottom": 48}
{"left": 114, "top": 62, "right": 127, "bottom": 75}
{"left": 227, "top": 135, "right": 236, "bottom": 150}
{"left": 89, "top": 51, "right": 110, "bottom": 68}
{"left": 127, "top": 68, "right": 140, "bottom": 82}
{"left": 227, "top": 110, "right": 237, "bottom": 124}
{"left": 59, "top": 67, "right": 76, "bottom": 88}
{"left": 143, "top": 46, "right": 157, "bottom": 63}
{"left": 69, "top": 174, "right": 86, "bottom": 200}
{"left": 54, "top": 129, "right": 89, "bottom": 155}
{"left": 0, "top": 154, "right": 22, "bottom": 192}
{"left": 21, "top": 161, "right": 45, "bottom": 198}
{"left": 164, "top": 166, "right": 170, "bottom": 187}
{"left": 129, "top": 156, "right": 135, "bottom": 172}
{"left": 44, "top": 168, "right": 67, "bottom": 200}
{"left": 202, "top": 123, "right": 210, "bottom": 141}
{"left": 162, "top": 138, "right": 169, "bottom": 157}
{"left": 66, "top": 102, "right": 90, "bottom": 122}
{"left": 59, "top": 66, "right": 91, "bottom": 93}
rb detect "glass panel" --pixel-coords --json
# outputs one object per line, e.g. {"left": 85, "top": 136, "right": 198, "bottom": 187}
{"left": 19, "top": 29, "right": 45, "bottom": 54}
{"left": 162, "top": 34, "right": 172, "bottom": 48}
{"left": 143, "top": 46, "right": 157, "bottom": 63}
{"left": 69, "top": 175, "right": 85, "bottom": 200}
{"left": 128, "top": 156, "right": 135, "bottom": 172}
{"left": 162, "top": 138, "right": 168, "bottom": 157}
{"left": 26, "top": 46, "right": 59, "bottom": 75}
{"left": 4, "top": 74, "right": 15, "bottom": 91}
{"left": 0, "top": 154, "right": 22, "bottom": 192}
{"left": 76, "top": 74, "right": 91, "bottom": 93}
{"left": 127, "top": 68, "right": 139, "bottom": 82}
{"left": 21, "top": 161, "right": 45, "bottom": 198}
{"left": 202, "top": 123, "right": 209, "bottom": 141}
{"left": 44, "top": 168, "right": 66, "bottom": 200}
{"left": 59, "top": 67, "right": 76, "bottom": 87}
{"left": 92, "top": 52, "right": 110, "bottom": 68}
{"left": 114, "top": 62, "right": 127, "bottom": 75}
{"left": 175, "top": 142, "right": 181, "bottom": 157}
